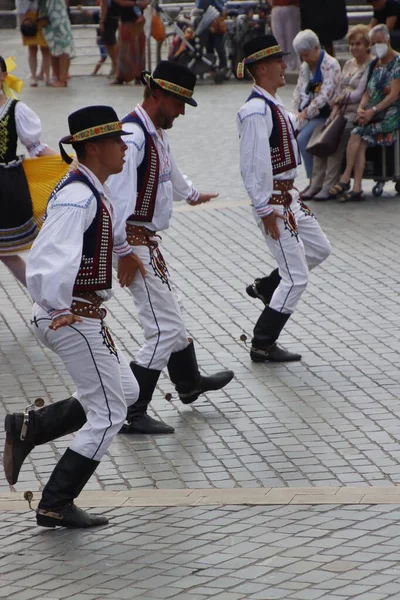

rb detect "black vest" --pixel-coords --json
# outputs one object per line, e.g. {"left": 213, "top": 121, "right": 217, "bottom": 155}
{"left": 246, "top": 92, "right": 299, "bottom": 175}
{"left": 0, "top": 99, "right": 18, "bottom": 164}
{"left": 47, "top": 170, "right": 113, "bottom": 293}
{"left": 122, "top": 112, "right": 160, "bottom": 223}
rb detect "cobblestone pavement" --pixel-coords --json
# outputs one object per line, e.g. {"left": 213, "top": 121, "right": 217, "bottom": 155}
{"left": 2, "top": 504, "right": 400, "bottom": 600}
{"left": 2, "top": 29, "right": 400, "bottom": 495}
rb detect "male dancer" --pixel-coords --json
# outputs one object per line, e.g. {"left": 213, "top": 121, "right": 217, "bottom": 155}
{"left": 4, "top": 106, "right": 143, "bottom": 528}
{"left": 109, "top": 61, "right": 234, "bottom": 434}
{"left": 237, "top": 35, "right": 331, "bottom": 362}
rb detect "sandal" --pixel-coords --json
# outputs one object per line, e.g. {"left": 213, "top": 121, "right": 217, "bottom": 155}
{"left": 338, "top": 191, "right": 365, "bottom": 203}
{"left": 328, "top": 181, "right": 350, "bottom": 198}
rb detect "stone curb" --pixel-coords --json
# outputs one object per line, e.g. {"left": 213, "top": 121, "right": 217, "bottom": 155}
{"left": 3, "top": 486, "right": 400, "bottom": 510}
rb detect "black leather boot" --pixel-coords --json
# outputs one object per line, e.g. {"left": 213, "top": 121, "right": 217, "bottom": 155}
{"left": 246, "top": 269, "right": 281, "bottom": 306}
{"left": 3, "top": 396, "right": 86, "bottom": 486}
{"left": 119, "top": 364, "right": 174, "bottom": 435}
{"left": 167, "top": 340, "right": 234, "bottom": 405}
{"left": 36, "top": 448, "right": 108, "bottom": 529}
{"left": 251, "top": 306, "right": 302, "bottom": 363}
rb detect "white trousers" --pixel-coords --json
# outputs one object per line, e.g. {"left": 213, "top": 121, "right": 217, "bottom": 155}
{"left": 259, "top": 193, "right": 331, "bottom": 314}
{"left": 127, "top": 243, "right": 189, "bottom": 371}
{"left": 32, "top": 305, "right": 139, "bottom": 461}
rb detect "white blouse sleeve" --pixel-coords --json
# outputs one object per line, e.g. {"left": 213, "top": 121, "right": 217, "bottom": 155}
{"left": 237, "top": 105, "right": 274, "bottom": 219}
{"left": 15, "top": 102, "right": 48, "bottom": 156}
{"left": 26, "top": 183, "right": 97, "bottom": 319}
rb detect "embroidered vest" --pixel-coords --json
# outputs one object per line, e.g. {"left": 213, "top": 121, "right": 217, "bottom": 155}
{"left": 48, "top": 170, "right": 113, "bottom": 293}
{"left": 246, "top": 92, "right": 299, "bottom": 175}
{"left": 122, "top": 112, "right": 159, "bottom": 223}
{"left": 0, "top": 99, "right": 18, "bottom": 164}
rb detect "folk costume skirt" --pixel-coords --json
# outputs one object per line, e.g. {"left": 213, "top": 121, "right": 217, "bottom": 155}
{"left": 0, "top": 162, "right": 38, "bottom": 256}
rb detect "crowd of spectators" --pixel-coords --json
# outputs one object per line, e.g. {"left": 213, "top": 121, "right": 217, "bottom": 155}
{"left": 267, "top": 0, "right": 400, "bottom": 202}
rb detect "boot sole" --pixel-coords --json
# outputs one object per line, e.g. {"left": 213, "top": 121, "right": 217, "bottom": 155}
{"left": 181, "top": 371, "right": 235, "bottom": 405}
{"left": 250, "top": 351, "right": 302, "bottom": 363}
{"left": 4, "top": 413, "right": 17, "bottom": 434}
{"left": 3, "top": 414, "right": 19, "bottom": 485}
{"left": 3, "top": 414, "right": 35, "bottom": 486}
{"left": 36, "top": 514, "right": 58, "bottom": 528}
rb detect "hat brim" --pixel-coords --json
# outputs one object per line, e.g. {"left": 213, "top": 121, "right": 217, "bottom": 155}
{"left": 60, "top": 130, "right": 132, "bottom": 144}
{"left": 141, "top": 71, "right": 198, "bottom": 107}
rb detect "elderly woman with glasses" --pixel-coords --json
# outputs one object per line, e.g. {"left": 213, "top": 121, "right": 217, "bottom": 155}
{"left": 292, "top": 29, "right": 341, "bottom": 198}
{"left": 333, "top": 24, "right": 400, "bottom": 202}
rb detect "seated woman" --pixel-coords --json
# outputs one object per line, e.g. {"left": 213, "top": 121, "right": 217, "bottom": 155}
{"left": 292, "top": 29, "right": 341, "bottom": 199}
{"left": 312, "top": 25, "right": 371, "bottom": 201}
{"left": 334, "top": 24, "right": 400, "bottom": 202}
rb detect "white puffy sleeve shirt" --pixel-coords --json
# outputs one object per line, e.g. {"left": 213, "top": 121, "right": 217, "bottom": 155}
{"left": 108, "top": 107, "right": 199, "bottom": 247}
{"left": 15, "top": 102, "right": 48, "bottom": 156}
{"left": 27, "top": 172, "right": 116, "bottom": 319}
{"left": 237, "top": 87, "right": 299, "bottom": 219}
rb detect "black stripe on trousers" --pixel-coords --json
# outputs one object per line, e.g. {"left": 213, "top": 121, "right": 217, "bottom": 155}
{"left": 33, "top": 317, "right": 114, "bottom": 462}
{"left": 69, "top": 324, "right": 113, "bottom": 461}
{"left": 277, "top": 237, "right": 295, "bottom": 313}
{"left": 143, "top": 277, "right": 161, "bottom": 369}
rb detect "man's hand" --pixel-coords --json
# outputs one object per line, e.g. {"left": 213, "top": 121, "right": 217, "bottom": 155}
{"left": 191, "top": 192, "right": 219, "bottom": 206}
{"left": 262, "top": 211, "right": 285, "bottom": 241}
{"left": 49, "top": 314, "right": 82, "bottom": 331}
{"left": 118, "top": 253, "right": 147, "bottom": 288}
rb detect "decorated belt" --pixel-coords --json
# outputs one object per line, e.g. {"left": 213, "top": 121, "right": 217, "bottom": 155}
{"left": 126, "top": 223, "right": 159, "bottom": 249}
{"left": 71, "top": 291, "right": 106, "bottom": 320}
{"left": 268, "top": 180, "right": 295, "bottom": 207}
{"left": 273, "top": 179, "right": 294, "bottom": 192}
{"left": 268, "top": 193, "right": 292, "bottom": 207}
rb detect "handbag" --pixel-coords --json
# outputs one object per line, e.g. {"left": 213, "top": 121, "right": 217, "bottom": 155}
{"left": 151, "top": 13, "right": 166, "bottom": 42}
{"left": 306, "top": 107, "right": 347, "bottom": 158}
{"left": 20, "top": 17, "right": 38, "bottom": 37}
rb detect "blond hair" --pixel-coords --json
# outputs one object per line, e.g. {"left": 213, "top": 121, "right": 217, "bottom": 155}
{"left": 348, "top": 24, "right": 370, "bottom": 46}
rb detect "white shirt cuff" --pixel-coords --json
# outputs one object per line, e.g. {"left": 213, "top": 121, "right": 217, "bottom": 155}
{"left": 255, "top": 203, "right": 274, "bottom": 218}
{"left": 48, "top": 308, "right": 72, "bottom": 320}
{"left": 186, "top": 188, "right": 200, "bottom": 204}
{"left": 113, "top": 241, "right": 134, "bottom": 257}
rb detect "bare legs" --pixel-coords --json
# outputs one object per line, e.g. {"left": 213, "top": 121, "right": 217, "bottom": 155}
{"left": 28, "top": 46, "right": 38, "bottom": 85}
{"left": 352, "top": 140, "right": 368, "bottom": 192}
{"left": 27, "top": 45, "right": 50, "bottom": 85}
{"left": 105, "top": 44, "right": 118, "bottom": 78}
{"left": 0, "top": 256, "right": 27, "bottom": 287}
{"left": 50, "top": 54, "right": 69, "bottom": 87}
{"left": 38, "top": 47, "right": 51, "bottom": 82}
{"left": 339, "top": 134, "right": 365, "bottom": 187}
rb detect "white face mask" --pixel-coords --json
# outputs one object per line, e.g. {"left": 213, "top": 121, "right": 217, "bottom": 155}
{"left": 372, "top": 43, "right": 388, "bottom": 59}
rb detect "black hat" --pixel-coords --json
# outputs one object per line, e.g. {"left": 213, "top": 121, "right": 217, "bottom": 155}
{"left": 59, "top": 105, "right": 131, "bottom": 164}
{"left": 141, "top": 60, "right": 198, "bottom": 107}
{"left": 237, "top": 34, "right": 289, "bottom": 78}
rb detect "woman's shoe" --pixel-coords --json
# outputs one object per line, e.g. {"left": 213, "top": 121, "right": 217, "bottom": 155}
{"left": 301, "top": 185, "right": 321, "bottom": 200}
{"left": 338, "top": 190, "right": 365, "bottom": 203}
{"left": 328, "top": 181, "right": 350, "bottom": 198}
{"left": 50, "top": 80, "right": 67, "bottom": 88}
{"left": 313, "top": 188, "right": 330, "bottom": 201}
{"left": 30, "top": 77, "right": 38, "bottom": 87}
